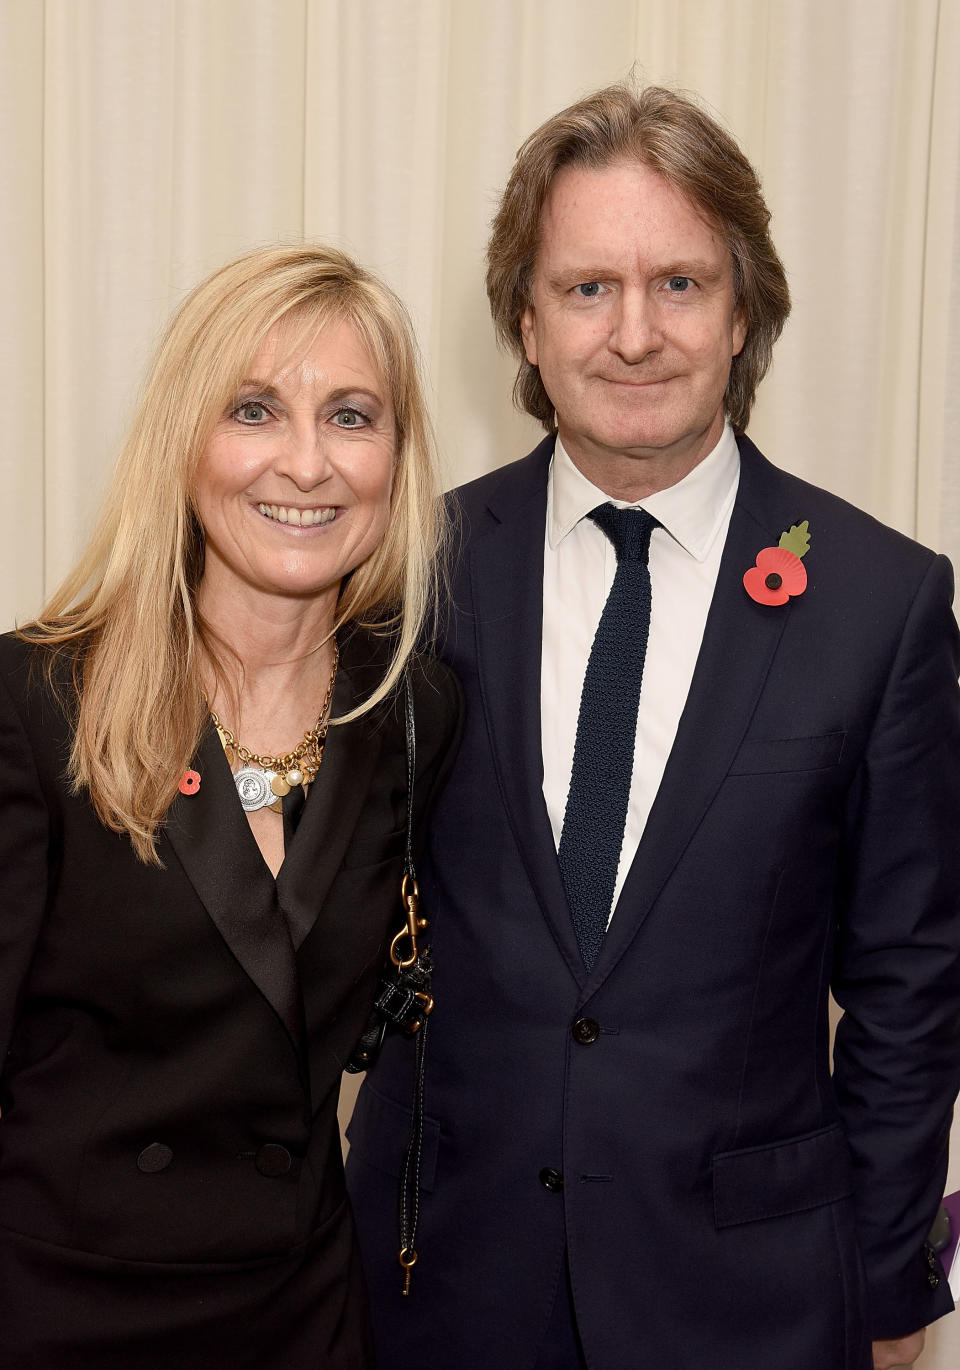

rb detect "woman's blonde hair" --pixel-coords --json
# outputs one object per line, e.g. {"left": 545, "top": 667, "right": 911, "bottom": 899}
{"left": 22, "top": 243, "right": 443, "bottom": 863}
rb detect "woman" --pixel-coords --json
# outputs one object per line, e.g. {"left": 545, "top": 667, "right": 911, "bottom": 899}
{"left": 0, "top": 244, "right": 460, "bottom": 1369}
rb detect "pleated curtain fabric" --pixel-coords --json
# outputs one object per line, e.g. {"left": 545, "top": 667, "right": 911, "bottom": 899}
{"left": 3, "top": 4, "right": 959, "bottom": 1364}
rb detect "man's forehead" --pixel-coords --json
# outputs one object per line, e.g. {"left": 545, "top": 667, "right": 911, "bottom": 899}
{"left": 534, "top": 158, "right": 730, "bottom": 274}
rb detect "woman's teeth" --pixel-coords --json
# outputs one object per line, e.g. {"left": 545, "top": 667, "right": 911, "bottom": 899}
{"left": 257, "top": 504, "right": 337, "bottom": 527}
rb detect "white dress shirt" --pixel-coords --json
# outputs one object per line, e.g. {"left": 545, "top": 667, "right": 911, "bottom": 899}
{"left": 541, "top": 423, "right": 740, "bottom": 917}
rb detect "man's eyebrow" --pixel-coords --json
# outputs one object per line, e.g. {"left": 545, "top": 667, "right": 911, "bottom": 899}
{"left": 662, "top": 259, "right": 727, "bottom": 282}
{"left": 543, "top": 259, "right": 728, "bottom": 289}
{"left": 543, "top": 268, "right": 615, "bottom": 291}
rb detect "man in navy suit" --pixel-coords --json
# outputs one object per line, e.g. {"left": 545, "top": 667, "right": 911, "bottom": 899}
{"left": 346, "top": 84, "right": 960, "bottom": 1370}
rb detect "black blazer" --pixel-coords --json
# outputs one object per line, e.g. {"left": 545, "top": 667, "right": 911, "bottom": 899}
{"left": 347, "top": 435, "right": 960, "bottom": 1370}
{"left": 0, "top": 628, "right": 460, "bottom": 1370}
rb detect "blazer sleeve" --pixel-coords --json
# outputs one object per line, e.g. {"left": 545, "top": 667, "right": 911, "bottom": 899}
{"left": 831, "top": 552, "right": 960, "bottom": 1338}
{"left": 0, "top": 657, "right": 52, "bottom": 1067}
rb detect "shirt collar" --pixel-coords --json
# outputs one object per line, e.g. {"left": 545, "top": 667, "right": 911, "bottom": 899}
{"left": 547, "top": 422, "right": 740, "bottom": 562}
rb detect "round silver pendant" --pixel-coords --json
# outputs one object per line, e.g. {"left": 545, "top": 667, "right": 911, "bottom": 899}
{"left": 234, "top": 767, "right": 277, "bottom": 811}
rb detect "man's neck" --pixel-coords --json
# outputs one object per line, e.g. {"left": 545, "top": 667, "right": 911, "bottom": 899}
{"left": 559, "top": 417, "right": 728, "bottom": 502}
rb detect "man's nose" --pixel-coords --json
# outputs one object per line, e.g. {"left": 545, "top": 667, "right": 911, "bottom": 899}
{"left": 609, "top": 288, "right": 661, "bottom": 363}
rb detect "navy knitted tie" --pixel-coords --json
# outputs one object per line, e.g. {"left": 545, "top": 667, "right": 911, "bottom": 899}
{"left": 558, "top": 504, "right": 659, "bottom": 969}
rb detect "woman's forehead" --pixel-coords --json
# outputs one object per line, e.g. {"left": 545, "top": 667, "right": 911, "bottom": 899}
{"left": 244, "top": 311, "right": 386, "bottom": 390}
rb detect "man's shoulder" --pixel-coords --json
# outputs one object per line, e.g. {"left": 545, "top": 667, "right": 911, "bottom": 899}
{"left": 738, "top": 435, "right": 943, "bottom": 583}
{"left": 445, "top": 435, "right": 554, "bottom": 532}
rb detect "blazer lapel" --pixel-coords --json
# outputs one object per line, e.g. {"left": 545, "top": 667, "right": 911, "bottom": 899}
{"left": 277, "top": 662, "right": 382, "bottom": 952}
{"left": 469, "top": 439, "right": 587, "bottom": 986}
{"left": 165, "top": 726, "right": 304, "bottom": 1052}
{"left": 589, "top": 439, "right": 797, "bottom": 984}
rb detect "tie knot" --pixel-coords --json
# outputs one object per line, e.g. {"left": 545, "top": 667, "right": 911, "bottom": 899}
{"left": 587, "top": 503, "right": 659, "bottom": 563}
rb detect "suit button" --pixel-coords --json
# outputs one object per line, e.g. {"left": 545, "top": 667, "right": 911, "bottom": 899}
{"left": 539, "top": 1167, "right": 564, "bottom": 1193}
{"left": 137, "top": 1142, "right": 173, "bottom": 1173}
{"left": 572, "top": 1016, "right": 600, "bottom": 1045}
{"left": 255, "top": 1143, "right": 292, "bottom": 1177}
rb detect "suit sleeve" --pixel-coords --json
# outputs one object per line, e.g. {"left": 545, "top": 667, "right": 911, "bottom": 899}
{"left": 0, "top": 662, "right": 52, "bottom": 1068}
{"left": 831, "top": 552, "right": 960, "bottom": 1338}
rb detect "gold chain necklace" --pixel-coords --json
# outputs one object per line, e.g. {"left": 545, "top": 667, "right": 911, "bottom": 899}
{"left": 211, "top": 639, "right": 339, "bottom": 814}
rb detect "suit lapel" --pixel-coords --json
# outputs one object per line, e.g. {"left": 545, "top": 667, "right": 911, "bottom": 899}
{"left": 468, "top": 440, "right": 587, "bottom": 985}
{"left": 589, "top": 438, "right": 798, "bottom": 984}
{"left": 277, "top": 662, "right": 382, "bottom": 951}
{"left": 165, "top": 647, "right": 385, "bottom": 1047}
{"left": 165, "top": 726, "right": 304, "bottom": 1052}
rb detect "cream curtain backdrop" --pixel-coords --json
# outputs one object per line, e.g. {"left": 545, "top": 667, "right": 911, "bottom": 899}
{"left": 2, "top": 0, "right": 959, "bottom": 1359}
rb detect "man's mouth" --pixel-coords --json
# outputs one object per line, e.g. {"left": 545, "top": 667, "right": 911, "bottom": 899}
{"left": 601, "top": 375, "right": 672, "bottom": 388}
{"left": 257, "top": 503, "right": 338, "bottom": 528}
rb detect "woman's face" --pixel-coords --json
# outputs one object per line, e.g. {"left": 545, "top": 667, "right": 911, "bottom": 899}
{"left": 194, "top": 317, "right": 396, "bottom": 616}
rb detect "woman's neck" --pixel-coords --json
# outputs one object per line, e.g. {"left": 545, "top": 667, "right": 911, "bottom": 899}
{"left": 197, "top": 576, "right": 340, "bottom": 753}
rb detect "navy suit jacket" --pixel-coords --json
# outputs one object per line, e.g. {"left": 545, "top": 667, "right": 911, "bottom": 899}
{"left": 347, "top": 435, "right": 960, "bottom": 1370}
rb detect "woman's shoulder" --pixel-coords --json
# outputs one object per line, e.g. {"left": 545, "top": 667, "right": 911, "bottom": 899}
{"left": 404, "top": 653, "right": 463, "bottom": 787}
{"left": 338, "top": 625, "right": 462, "bottom": 764}
{"left": 339, "top": 627, "right": 460, "bottom": 716}
{"left": 406, "top": 651, "right": 461, "bottom": 725}
{"left": 0, "top": 632, "right": 76, "bottom": 728}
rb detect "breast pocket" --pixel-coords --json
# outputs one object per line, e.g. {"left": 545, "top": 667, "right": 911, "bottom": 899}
{"left": 728, "top": 731, "right": 846, "bottom": 776}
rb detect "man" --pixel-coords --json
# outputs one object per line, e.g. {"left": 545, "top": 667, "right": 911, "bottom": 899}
{"left": 346, "top": 85, "right": 960, "bottom": 1370}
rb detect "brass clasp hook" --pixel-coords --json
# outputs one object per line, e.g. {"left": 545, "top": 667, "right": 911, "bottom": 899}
{"left": 390, "top": 873, "right": 428, "bottom": 970}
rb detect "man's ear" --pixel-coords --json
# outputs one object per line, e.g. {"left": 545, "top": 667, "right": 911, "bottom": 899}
{"left": 732, "top": 309, "right": 747, "bottom": 358}
{"left": 520, "top": 305, "right": 539, "bottom": 366}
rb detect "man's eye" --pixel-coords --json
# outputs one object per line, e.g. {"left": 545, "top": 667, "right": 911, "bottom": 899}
{"left": 574, "top": 282, "right": 602, "bottom": 298}
{"left": 332, "top": 407, "right": 369, "bottom": 429}
{"left": 234, "top": 401, "right": 270, "bottom": 424}
{"left": 667, "top": 276, "right": 693, "bottom": 293}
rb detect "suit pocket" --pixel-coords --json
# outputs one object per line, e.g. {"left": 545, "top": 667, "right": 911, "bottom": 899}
{"left": 727, "top": 731, "right": 846, "bottom": 776}
{"left": 346, "top": 1083, "right": 440, "bottom": 1193}
{"left": 712, "top": 1123, "right": 853, "bottom": 1228}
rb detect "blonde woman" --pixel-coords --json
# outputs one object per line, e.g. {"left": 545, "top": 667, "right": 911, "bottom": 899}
{"left": 0, "top": 244, "right": 460, "bottom": 1370}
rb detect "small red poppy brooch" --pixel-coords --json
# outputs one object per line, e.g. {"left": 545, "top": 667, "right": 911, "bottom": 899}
{"left": 743, "top": 521, "right": 811, "bottom": 606}
{"left": 178, "top": 769, "right": 201, "bottom": 795}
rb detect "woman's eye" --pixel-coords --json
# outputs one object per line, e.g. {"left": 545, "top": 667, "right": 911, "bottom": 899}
{"left": 234, "top": 401, "right": 270, "bottom": 424}
{"left": 667, "top": 276, "right": 693, "bottom": 293}
{"left": 574, "top": 282, "right": 603, "bottom": 298}
{"left": 332, "top": 407, "right": 369, "bottom": 429}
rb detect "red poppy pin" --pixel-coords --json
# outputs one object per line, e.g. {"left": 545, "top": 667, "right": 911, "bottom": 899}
{"left": 743, "top": 521, "right": 811, "bottom": 606}
{"left": 178, "top": 769, "right": 201, "bottom": 795}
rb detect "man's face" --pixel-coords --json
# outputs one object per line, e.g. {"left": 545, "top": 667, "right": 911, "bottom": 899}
{"left": 520, "top": 159, "right": 746, "bottom": 496}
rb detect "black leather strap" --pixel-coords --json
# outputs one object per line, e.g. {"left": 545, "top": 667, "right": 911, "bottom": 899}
{"left": 344, "top": 669, "right": 433, "bottom": 1293}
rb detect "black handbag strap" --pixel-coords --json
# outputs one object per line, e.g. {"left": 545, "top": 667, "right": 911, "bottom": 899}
{"left": 344, "top": 669, "right": 433, "bottom": 1291}
{"left": 403, "top": 668, "right": 416, "bottom": 879}
{"left": 397, "top": 667, "right": 428, "bottom": 1295}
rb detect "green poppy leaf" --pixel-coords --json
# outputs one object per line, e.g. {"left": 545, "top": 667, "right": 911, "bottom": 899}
{"left": 779, "top": 520, "right": 811, "bottom": 559}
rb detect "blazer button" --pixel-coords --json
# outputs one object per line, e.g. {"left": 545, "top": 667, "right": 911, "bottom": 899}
{"left": 137, "top": 1142, "right": 173, "bottom": 1173}
{"left": 255, "top": 1143, "right": 292, "bottom": 1177}
{"left": 572, "top": 1017, "right": 600, "bottom": 1045}
{"left": 539, "top": 1167, "right": 564, "bottom": 1193}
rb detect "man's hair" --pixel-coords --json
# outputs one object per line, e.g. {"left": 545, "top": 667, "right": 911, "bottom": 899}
{"left": 21, "top": 243, "right": 442, "bottom": 862}
{"left": 486, "top": 83, "right": 791, "bottom": 434}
